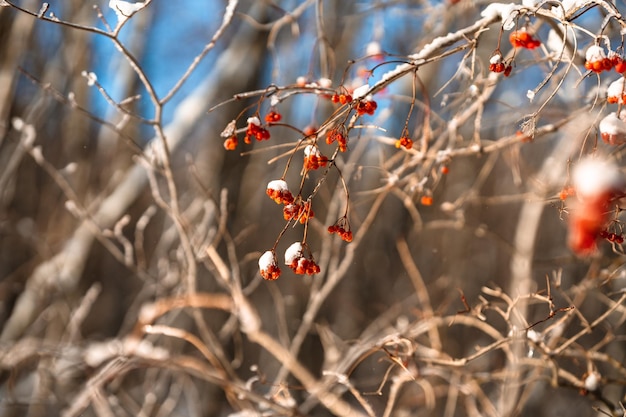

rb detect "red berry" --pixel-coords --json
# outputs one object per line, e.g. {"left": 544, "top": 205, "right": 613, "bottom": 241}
{"left": 615, "top": 58, "right": 626, "bottom": 73}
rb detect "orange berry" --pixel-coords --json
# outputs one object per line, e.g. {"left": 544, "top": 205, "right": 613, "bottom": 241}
{"left": 223, "top": 136, "right": 238, "bottom": 150}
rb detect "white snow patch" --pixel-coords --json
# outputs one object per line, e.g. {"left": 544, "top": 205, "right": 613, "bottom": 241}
{"left": 366, "top": 41, "right": 382, "bottom": 56}
{"left": 109, "top": 0, "right": 145, "bottom": 21}
{"left": 572, "top": 157, "right": 622, "bottom": 198}
{"left": 584, "top": 372, "right": 600, "bottom": 391}
{"left": 303, "top": 145, "right": 320, "bottom": 157}
{"left": 490, "top": 53, "right": 503, "bottom": 64}
{"left": 284, "top": 242, "right": 303, "bottom": 265}
{"left": 220, "top": 120, "right": 237, "bottom": 137}
{"left": 258, "top": 251, "right": 277, "bottom": 271}
{"left": 599, "top": 112, "right": 626, "bottom": 135}
{"left": 81, "top": 70, "right": 97, "bottom": 86}
{"left": 247, "top": 116, "right": 261, "bottom": 126}
{"left": 318, "top": 77, "right": 332, "bottom": 89}
{"left": 585, "top": 45, "right": 606, "bottom": 62}
{"left": 480, "top": 3, "right": 519, "bottom": 30}
{"left": 352, "top": 84, "right": 371, "bottom": 100}
{"left": 267, "top": 179, "right": 290, "bottom": 192}
{"left": 607, "top": 78, "right": 626, "bottom": 102}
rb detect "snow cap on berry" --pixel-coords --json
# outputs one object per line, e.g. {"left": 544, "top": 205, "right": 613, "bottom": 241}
{"left": 585, "top": 45, "right": 606, "bottom": 62}
{"left": 607, "top": 78, "right": 626, "bottom": 103}
{"left": 284, "top": 242, "right": 303, "bottom": 265}
{"left": 258, "top": 251, "right": 281, "bottom": 280}
{"left": 267, "top": 179, "right": 290, "bottom": 193}
{"left": 304, "top": 144, "right": 320, "bottom": 157}
{"left": 366, "top": 41, "right": 382, "bottom": 56}
{"left": 599, "top": 112, "right": 626, "bottom": 145}
{"left": 318, "top": 77, "right": 332, "bottom": 89}
{"left": 584, "top": 372, "right": 600, "bottom": 392}
{"left": 259, "top": 250, "right": 277, "bottom": 270}
{"left": 490, "top": 52, "right": 503, "bottom": 64}
{"left": 572, "top": 156, "right": 622, "bottom": 199}
{"left": 247, "top": 116, "right": 261, "bottom": 126}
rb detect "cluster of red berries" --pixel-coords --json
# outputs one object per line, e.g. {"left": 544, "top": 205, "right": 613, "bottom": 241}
{"left": 607, "top": 78, "right": 626, "bottom": 105}
{"left": 599, "top": 111, "right": 626, "bottom": 145}
{"left": 331, "top": 93, "right": 353, "bottom": 104}
{"left": 488, "top": 52, "right": 512, "bottom": 76}
{"left": 567, "top": 158, "right": 622, "bottom": 255}
{"left": 585, "top": 55, "right": 626, "bottom": 73}
{"left": 266, "top": 179, "right": 294, "bottom": 205}
{"left": 327, "top": 127, "right": 349, "bottom": 152}
{"left": 585, "top": 45, "right": 626, "bottom": 73}
{"left": 283, "top": 200, "right": 314, "bottom": 224}
{"left": 244, "top": 117, "right": 271, "bottom": 144}
{"left": 489, "top": 62, "right": 512, "bottom": 76}
{"left": 395, "top": 136, "right": 413, "bottom": 150}
{"left": 265, "top": 110, "right": 282, "bottom": 124}
{"left": 599, "top": 229, "right": 624, "bottom": 244}
{"left": 266, "top": 181, "right": 315, "bottom": 224}
{"left": 258, "top": 251, "right": 281, "bottom": 280}
{"left": 303, "top": 145, "right": 329, "bottom": 170}
{"left": 222, "top": 116, "right": 275, "bottom": 149}
{"left": 289, "top": 256, "right": 320, "bottom": 275}
{"left": 509, "top": 31, "right": 541, "bottom": 49}
{"left": 355, "top": 99, "right": 378, "bottom": 116}
{"left": 285, "top": 242, "right": 320, "bottom": 275}
{"left": 258, "top": 242, "right": 322, "bottom": 279}
{"left": 327, "top": 219, "right": 353, "bottom": 242}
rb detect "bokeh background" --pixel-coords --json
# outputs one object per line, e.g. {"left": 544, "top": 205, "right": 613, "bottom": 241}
{"left": 1, "top": 0, "right": 625, "bottom": 416}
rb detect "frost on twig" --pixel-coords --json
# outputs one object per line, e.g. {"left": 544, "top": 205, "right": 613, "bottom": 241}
{"left": 109, "top": 0, "right": 146, "bottom": 26}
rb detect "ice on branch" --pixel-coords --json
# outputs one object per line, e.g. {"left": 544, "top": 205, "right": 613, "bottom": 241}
{"left": 522, "top": 0, "right": 540, "bottom": 7}
{"left": 80, "top": 71, "right": 98, "bottom": 87}
{"left": 220, "top": 120, "right": 236, "bottom": 138}
{"left": 224, "top": 0, "right": 237, "bottom": 23}
{"left": 109, "top": 0, "right": 146, "bottom": 22}
{"left": 381, "top": 63, "right": 412, "bottom": 83}
{"left": 318, "top": 77, "right": 332, "bottom": 89}
{"left": 296, "top": 76, "right": 307, "bottom": 87}
{"left": 480, "top": 3, "right": 519, "bottom": 30}
{"left": 352, "top": 84, "right": 370, "bottom": 100}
